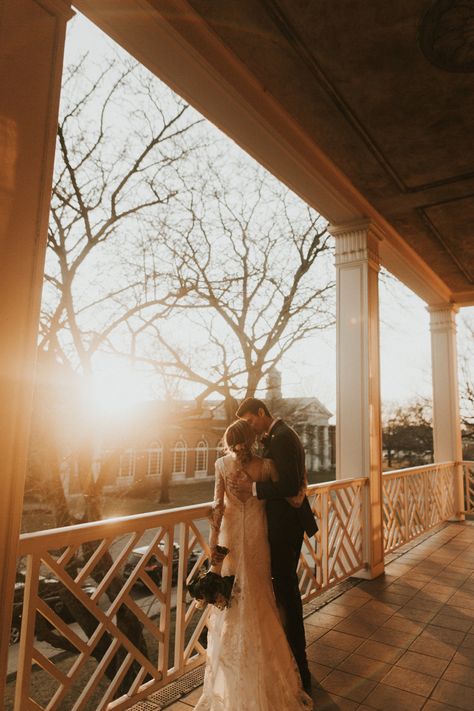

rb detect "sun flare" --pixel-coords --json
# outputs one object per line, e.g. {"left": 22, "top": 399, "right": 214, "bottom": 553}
{"left": 84, "top": 367, "right": 152, "bottom": 417}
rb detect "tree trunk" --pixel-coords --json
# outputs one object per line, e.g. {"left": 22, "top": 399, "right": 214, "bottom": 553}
{"left": 224, "top": 395, "right": 239, "bottom": 426}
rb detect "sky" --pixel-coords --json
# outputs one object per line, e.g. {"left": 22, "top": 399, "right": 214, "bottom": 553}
{"left": 59, "top": 12, "right": 473, "bottom": 421}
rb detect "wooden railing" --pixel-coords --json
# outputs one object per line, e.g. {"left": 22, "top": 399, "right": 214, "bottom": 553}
{"left": 14, "top": 507, "right": 211, "bottom": 710}
{"left": 305, "top": 478, "right": 366, "bottom": 596}
{"left": 463, "top": 460, "right": 474, "bottom": 514}
{"left": 382, "top": 462, "right": 458, "bottom": 554}
{"left": 11, "top": 462, "right": 469, "bottom": 709}
{"left": 12, "top": 477, "right": 366, "bottom": 710}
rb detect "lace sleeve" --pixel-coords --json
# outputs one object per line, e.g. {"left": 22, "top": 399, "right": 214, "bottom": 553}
{"left": 209, "top": 458, "right": 225, "bottom": 550}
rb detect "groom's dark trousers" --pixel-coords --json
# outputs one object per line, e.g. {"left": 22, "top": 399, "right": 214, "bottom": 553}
{"left": 256, "top": 419, "right": 318, "bottom": 690}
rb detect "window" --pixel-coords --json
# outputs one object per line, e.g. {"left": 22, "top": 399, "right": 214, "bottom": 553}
{"left": 195, "top": 440, "right": 208, "bottom": 477}
{"left": 147, "top": 441, "right": 162, "bottom": 478}
{"left": 118, "top": 449, "right": 135, "bottom": 482}
{"left": 172, "top": 439, "right": 187, "bottom": 479}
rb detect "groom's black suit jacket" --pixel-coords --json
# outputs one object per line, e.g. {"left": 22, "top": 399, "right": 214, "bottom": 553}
{"left": 256, "top": 419, "right": 318, "bottom": 542}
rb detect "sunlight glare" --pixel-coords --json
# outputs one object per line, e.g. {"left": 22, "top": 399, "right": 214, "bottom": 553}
{"left": 84, "top": 367, "right": 151, "bottom": 418}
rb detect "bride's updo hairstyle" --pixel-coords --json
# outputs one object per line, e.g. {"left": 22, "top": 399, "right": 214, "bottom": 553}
{"left": 224, "top": 419, "right": 255, "bottom": 465}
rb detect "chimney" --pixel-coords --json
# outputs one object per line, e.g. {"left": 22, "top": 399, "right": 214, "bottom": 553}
{"left": 266, "top": 368, "right": 282, "bottom": 401}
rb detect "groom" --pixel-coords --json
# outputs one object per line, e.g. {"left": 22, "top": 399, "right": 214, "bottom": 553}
{"left": 232, "top": 397, "right": 317, "bottom": 694}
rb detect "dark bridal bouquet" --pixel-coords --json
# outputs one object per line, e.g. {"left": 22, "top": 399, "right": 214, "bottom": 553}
{"left": 187, "top": 545, "right": 235, "bottom": 610}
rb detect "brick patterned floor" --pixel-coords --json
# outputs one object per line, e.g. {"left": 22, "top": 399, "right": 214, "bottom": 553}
{"left": 155, "top": 522, "right": 474, "bottom": 710}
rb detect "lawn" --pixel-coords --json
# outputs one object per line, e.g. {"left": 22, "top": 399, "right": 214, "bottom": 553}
{"left": 21, "top": 479, "right": 216, "bottom": 533}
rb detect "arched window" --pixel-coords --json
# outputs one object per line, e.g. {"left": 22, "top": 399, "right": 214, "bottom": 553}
{"left": 147, "top": 441, "right": 162, "bottom": 478}
{"left": 118, "top": 448, "right": 135, "bottom": 482}
{"left": 194, "top": 439, "right": 208, "bottom": 477}
{"left": 172, "top": 439, "right": 187, "bottom": 479}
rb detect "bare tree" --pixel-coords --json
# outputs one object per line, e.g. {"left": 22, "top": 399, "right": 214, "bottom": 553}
{"left": 116, "top": 157, "right": 334, "bottom": 425}
{"left": 36, "top": 52, "right": 201, "bottom": 521}
{"left": 459, "top": 316, "right": 474, "bottom": 426}
{"left": 458, "top": 315, "right": 474, "bottom": 459}
{"left": 33, "top": 47, "right": 334, "bottom": 516}
{"left": 382, "top": 399, "right": 433, "bottom": 469}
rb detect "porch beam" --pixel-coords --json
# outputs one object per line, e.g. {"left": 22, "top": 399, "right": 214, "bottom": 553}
{"left": 0, "top": 0, "right": 72, "bottom": 695}
{"left": 75, "top": 0, "right": 453, "bottom": 306}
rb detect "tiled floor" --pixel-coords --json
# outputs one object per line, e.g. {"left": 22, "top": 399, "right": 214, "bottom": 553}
{"left": 166, "top": 522, "right": 474, "bottom": 710}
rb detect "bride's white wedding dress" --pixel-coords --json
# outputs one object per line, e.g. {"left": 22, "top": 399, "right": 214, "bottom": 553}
{"left": 194, "top": 453, "right": 313, "bottom": 711}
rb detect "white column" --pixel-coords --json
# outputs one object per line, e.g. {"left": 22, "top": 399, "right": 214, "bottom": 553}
{"left": 330, "top": 219, "right": 384, "bottom": 578}
{"left": 323, "top": 426, "right": 330, "bottom": 469}
{"left": 429, "top": 305, "right": 464, "bottom": 517}
{"left": 0, "top": 0, "right": 72, "bottom": 694}
{"left": 314, "top": 426, "right": 321, "bottom": 469}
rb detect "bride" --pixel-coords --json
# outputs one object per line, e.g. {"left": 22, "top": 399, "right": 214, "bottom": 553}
{"left": 193, "top": 419, "right": 312, "bottom": 711}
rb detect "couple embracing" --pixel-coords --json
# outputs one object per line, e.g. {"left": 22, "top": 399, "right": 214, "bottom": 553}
{"left": 194, "top": 397, "right": 317, "bottom": 711}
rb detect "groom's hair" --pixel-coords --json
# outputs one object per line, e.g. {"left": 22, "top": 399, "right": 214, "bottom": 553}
{"left": 236, "top": 397, "right": 271, "bottom": 418}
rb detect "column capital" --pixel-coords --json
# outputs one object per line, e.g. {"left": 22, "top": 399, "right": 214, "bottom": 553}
{"left": 329, "top": 219, "right": 384, "bottom": 269}
{"left": 428, "top": 303, "right": 459, "bottom": 333}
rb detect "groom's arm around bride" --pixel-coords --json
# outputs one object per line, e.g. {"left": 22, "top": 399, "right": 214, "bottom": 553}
{"left": 257, "top": 419, "right": 318, "bottom": 538}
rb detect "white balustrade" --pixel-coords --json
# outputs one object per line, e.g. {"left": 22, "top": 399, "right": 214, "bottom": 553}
{"left": 304, "top": 478, "right": 366, "bottom": 598}
{"left": 11, "top": 478, "right": 365, "bottom": 709}
{"left": 463, "top": 460, "right": 474, "bottom": 513}
{"left": 382, "top": 462, "right": 458, "bottom": 554}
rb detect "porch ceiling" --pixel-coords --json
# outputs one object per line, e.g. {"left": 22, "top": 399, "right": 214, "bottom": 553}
{"left": 75, "top": 0, "right": 474, "bottom": 306}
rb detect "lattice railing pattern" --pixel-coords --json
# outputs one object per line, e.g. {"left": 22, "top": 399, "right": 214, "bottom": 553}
{"left": 302, "top": 478, "right": 366, "bottom": 600}
{"left": 13, "top": 462, "right": 465, "bottom": 708}
{"left": 13, "top": 477, "right": 367, "bottom": 709}
{"left": 14, "top": 507, "right": 212, "bottom": 711}
{"left": 383, "top": 463, "right": 457, "bottom": 554}
{"left": 462, "top": 461, "right": 474, "bottom": 513}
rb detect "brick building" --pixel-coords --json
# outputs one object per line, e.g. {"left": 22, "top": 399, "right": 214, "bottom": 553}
{"left": 100, "top": 370, "right": 334, "bottom": 490}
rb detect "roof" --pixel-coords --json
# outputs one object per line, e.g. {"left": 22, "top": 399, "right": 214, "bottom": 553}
{"left": 77, "top": 0, "right": 474, "bottom": 306}
{"left": 182, "top": 0, "right": 473, "bottom": 304}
